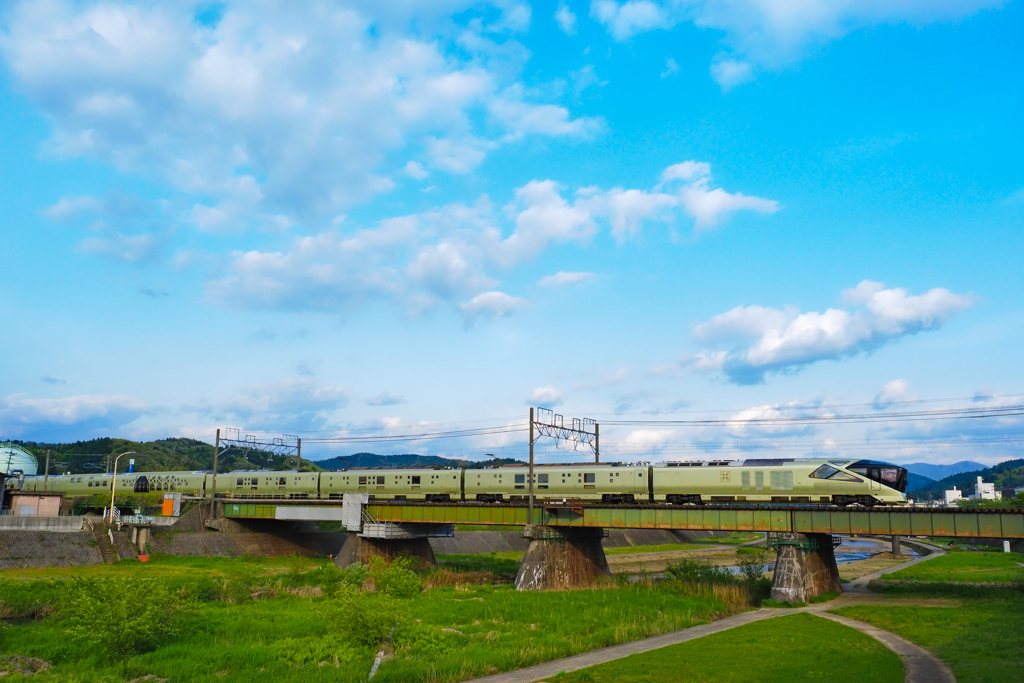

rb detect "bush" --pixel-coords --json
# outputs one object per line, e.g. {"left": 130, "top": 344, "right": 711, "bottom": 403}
{"left": 369, "top": 556, "right": 422, "bottom": 598}
{"left": 318, "top": 563, "right": 370, "bottom": 597}
{"left": 333, "top": 588, "right": 407, "bottom": 648}
{"left": 60, "top": 578, "right": 193, "bottom": 661}
{"left": 665, "top": 557, "right": 734, "bottom": 584}
{"left": 736, "top": 550, "right": 770, "bottom": 583}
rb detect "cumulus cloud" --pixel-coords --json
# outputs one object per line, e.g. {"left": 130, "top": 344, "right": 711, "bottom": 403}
{"left": 555, "top": 3, "right": 578, "bottom": 34}
{"left": 590, "top": 0, "right": 1005, "bottom": 86}
{"left": 590, "top": 0, "right": 673, "bottom": 40}
{"left": 692, "top": 281, "right": 974, "bottom": 384}
{"left": 460, "top": 291, "right": 527, "bottom": 322}
{"left": 874, "top": 379, "right": 910, "bottom": 408}
{"left": 207, "top": 162, "right": 773, "bottom": 318}
{"left": 219, "top": 378, "right": 349, "bottom": 431}
{"left": 529, "top": 385, "right": 564, "bottom": 408}
{"left": 538, "top": 271, "right": 595, "bottom": 287}
{"left": 0, "top": 392, "right": 152, "bottom": 439}
{"left": 2, "top": 0, "right": 600, "bottom": 229}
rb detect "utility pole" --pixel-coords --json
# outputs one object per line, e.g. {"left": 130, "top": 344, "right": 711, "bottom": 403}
{"left": 595, "top": 424, "right": 599, "bottom": 464}
{"left": 44, "top": 450, "right": 50, "bottom": 491}
{"left": 296, "top": 438, "right": 302, "bottom": 471}
{"left": 210, "top": 429, "right": 220, "bottom": 519}
{"left": 528, "top": 407, "right": 534, "bottom": 526}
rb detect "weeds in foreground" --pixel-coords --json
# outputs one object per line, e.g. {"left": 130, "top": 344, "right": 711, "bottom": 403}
{"left": 60, "top": 578, "right": 195, "bottom": 661}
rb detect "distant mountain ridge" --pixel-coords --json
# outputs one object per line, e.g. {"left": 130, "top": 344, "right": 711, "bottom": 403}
{"left": 904, "top": 461, "right": 987, "bottom": 481}
{"left": 311, "top": 452, "right": 524, "bottom": 470}
{"left": 908, "top": 459, "right": 1024, "bottom": 498}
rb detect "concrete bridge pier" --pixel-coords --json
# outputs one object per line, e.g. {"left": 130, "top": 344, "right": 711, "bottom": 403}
{"left": 515, "top": 525, "right": 610, "bottom": 590}
{"left": 334, "top": 522, "right": 452, "bottom": 570}
{"left": 769, "top": 532, "right": 842, "bottom": 603}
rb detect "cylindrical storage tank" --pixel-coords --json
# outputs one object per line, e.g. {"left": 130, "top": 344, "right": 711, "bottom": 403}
{"left": 0, "top": 444, "right": 39, "bottom": 475}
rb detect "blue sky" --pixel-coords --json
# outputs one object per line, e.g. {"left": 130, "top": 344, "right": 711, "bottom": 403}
{"left": 1, "top": 0, "right": 1022, "bottom": 466}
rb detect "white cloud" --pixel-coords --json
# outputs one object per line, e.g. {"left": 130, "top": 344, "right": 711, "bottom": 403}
{"left": 692, "top": 281, "right": 974, "bottom": 384}
{"left": 219, "top": 377, "right": 349, "bottom": 431}
{"left": 460, "top": 291, "right": 527, "bottom": 321}
{"left": 660, "top": 57, "right": 680, "bottom": 79}
{"left": 590, "top": 0, "right": 673, "bottom": 41}
{"left": 0, "top": 392, "right": 152, "bottom": 439}
{"left": 710, "top": 59, "right": 754, "bottom": 91}
{"left": 208, "top": 163, "right": 774, "bottom": 317}
{"left": 2, "top": 0, "right": 600, "bottom": 228}
{"left": 42, "top": 195, "right": 103, "bottom": 221}
{"left": 555, "top": 3, "right": 578, "bottom": 35}
{"left": 529, "top": 385, "right": 564, "bottom": 408}
{"left": 874, "top": 379, "right": 909, "bottom": 408}
{"left": 591, "top": 0, "right": 1005, "bottom": 85}
{"left": 78, "top": 230, "right": 165, "bottom": 264}
{"left": 538, "top": 271, "right": 595, "bottom": 287}
{"left": 404, "top": 161, "right": 429, "bottom": 180}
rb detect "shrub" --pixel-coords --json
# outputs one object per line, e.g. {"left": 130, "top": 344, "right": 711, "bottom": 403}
{"left": 665, "top": 557, "right": 734, "bottom": 584}
{"left": 736, "top": 550, "right": 771, "bottom": 583}
{"left": 369, "top": 557, "right": 422, "bottom": 598}
{"left": 333, "top": 588, "right": 407, "bottom": 648}
{"left": 319, "top": 563, "right": 370, "bottom": 597}
{"left": 60, "top": 578, "right": 193, "bottom": 661}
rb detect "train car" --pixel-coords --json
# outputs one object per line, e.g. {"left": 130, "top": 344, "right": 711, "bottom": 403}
{"left": 217, "top": 470, "right": 319, "bottom": 499}
{"left": 651, "top": 458, "right": 907, "bottom": 506}
{"left": 466, "top": 463, "right": 648, "bottom": 502}
{"left": 321, "top": 468, "right": 462, "bottom": 501}
{"left": 118, "top": 471, "right": 207, "bottom": 495}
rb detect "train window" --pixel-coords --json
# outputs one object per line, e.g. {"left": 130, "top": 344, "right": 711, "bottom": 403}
{"left": 741, "top": 472, "right": 750, "bottom": 490}
{"left": 376, "top": 476, "right": 385, "bottom": 485}
{"left": 514, "top": 474, "right": 525, "bottom": 484}
{"left": 358, "top": 476, "right": 367, "bottom": 485}
{"left": 237, "top": 478, "right": 244, "bottom": 486}
{"left": 278, "top": 477, "right": 287, "bottom": 486}
{"left": 880, "top": 468, "right": 899, "bottom": 483}
{"left": 809, "top": 465, "right": 840, "bottom": 479}
{"left": 754, "top": 472, "right": 764, "bottom": 491}
{"left": 538, "top": 474, "right": 548, "bottom": 483}
{"left": 584, "top": 473, "right": 595, "bottom": 483}
{"left": 412, "top": 476, "right": 421, "bottom": 485}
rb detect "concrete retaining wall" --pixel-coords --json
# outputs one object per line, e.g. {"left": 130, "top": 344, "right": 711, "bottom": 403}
{"left": 0, "top": 531, "right": 101, "bottom": 569}
{"left": 0, "top": 516, "right": 84, "bottom": 531}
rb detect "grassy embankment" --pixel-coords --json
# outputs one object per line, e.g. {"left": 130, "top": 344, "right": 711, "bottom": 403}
{"left": 879, "top": 548, "right": 1024, "bottom": 584}
{"left": 830, "top": 549, "right": 1024, "bottom": 683}
{"left": 834, "top": 583, "right": 1024, "bottom": 683}
{"left": 0, "top": 554, "right": 751, "bottom": 683}
{"left": 550, "top": 613, "right": 902, "bottom": 683}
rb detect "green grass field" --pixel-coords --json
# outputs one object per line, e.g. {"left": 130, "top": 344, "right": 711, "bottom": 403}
{"left": 551, "top": 613, "right": 902, "bottom": 683}
{"left": 880, "top": 550, "right": 1024, "bottom": 584}
{"left": 834, "top": 584, "right": 1024, "bottom": 683}
{"left": 0, "top": 555, "right": 742, "bottom": 683}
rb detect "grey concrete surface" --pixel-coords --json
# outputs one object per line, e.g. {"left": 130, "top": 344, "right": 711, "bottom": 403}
{"left": 0, "top": 516, "right": 84, "bottom": 531}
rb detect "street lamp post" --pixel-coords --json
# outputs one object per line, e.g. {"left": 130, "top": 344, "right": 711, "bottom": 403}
{"left": 108, "top": 451, "right": 136, "bottom": 526}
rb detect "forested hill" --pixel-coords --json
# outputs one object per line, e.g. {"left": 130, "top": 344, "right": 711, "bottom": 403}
{"left": 909, "top": 458, "right": 1024, "bottom": 499}
{"left": 311, "top": 453, "right": 524, "bottom": 470}
{"left": 8, "top": 437, "right": 308, "bottom": 474}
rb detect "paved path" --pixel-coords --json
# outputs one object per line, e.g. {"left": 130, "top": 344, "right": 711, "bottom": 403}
{"left": 847, "top": 539, "right": 947, "bottom": 592}
{"left": 462, "top": 539, "right": 955, "bottom": 683}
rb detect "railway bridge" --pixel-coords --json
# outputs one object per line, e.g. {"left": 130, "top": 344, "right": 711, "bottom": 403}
{"left": 218, "top": 497, "right": 1024, "bottom": 600}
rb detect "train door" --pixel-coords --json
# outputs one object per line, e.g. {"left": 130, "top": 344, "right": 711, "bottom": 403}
{"left": 134, "top": 476, "right": 150, "bottom": 493}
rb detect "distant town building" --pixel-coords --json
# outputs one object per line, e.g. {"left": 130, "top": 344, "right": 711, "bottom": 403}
{"left": 1001, "top": 486, "right": 1024, "bottom": 500}
{"left": 944, "top": 487, "right": 963, "bottom": 505}
{"left": 970, "top": 476, "right": 1001, "bottom": 501}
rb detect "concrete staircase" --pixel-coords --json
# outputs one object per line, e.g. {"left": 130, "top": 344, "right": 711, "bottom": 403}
{"left": 90, "top": 522, "right": 119, "bottom": 564}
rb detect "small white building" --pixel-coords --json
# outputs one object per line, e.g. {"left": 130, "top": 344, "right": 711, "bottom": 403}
{"left": 970, "top": 476, "right": 1001, "bottom": 501}
{"left": 944, "top": 487, "right": 963, "bottom": 505}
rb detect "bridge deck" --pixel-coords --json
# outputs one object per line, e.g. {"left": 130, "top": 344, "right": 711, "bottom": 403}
{"left": 218, "top": 500, "right": 1024, "bottom": 538}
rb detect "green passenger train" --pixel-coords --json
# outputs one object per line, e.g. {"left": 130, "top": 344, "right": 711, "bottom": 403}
{"left": 8, "top": 458, "right": 908, "bottom": 507}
